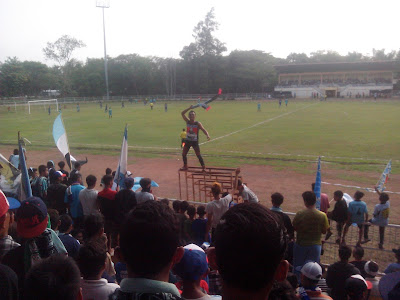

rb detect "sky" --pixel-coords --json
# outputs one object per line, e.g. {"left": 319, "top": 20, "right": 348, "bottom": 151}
{"left": 0, "top": 0, "right": 399, "bottom": 65}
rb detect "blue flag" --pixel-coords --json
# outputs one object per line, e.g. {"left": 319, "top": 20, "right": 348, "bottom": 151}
{"left": 18, "top": 133, "right": 32, "bottom": 200}
{"left": 53, "top": 114, "right": 72, "bottom": 170}
{"left": 114, "top": 125, "right": 128, "bottom": 189}
{"left": 376, "top": 159, "right": 392, "bottom": 193}
{"left": 314, "top": 156, "right": 322, "bottom": 210}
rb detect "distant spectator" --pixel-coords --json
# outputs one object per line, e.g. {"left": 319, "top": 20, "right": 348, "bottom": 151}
{"left": 29, "top": 167, "right": 38, "bottom": 185}
{"left": 326, "top": 245, "right": 360, "bottom": 300}
{"left": 135, "top": 177, "right": 156, "bottom": 204}
{"left": 364, "top": 260, "right": 380, "bottom": 300}
{"left": 58, "top": 214, "right": 81, "bottom": 259}
{"left": 115, "top": 177, "right": 137, "bottom": 220}
{"left": 114, "top": 246, "right": 127, "bottom": 284}
{"left": 237, "top": 179, "right": 258, "bottom": 203}
{"left": 32, "top": 164, "right": 49, "bottom": 202}
{"left": 192, "top": 205, "right": 208, "bottom": 247}
{"left": 350, "top": 247, "right": 368, "bottom": 278}
{"left": 0, "top": 263, "right": 18, "bottom": 300}
{"left": 100, "top": 168, "right": 112, "bottom": 186}
{"left": 71, "top": 228, "right": 83, "bottom": 244}
{"left": 270, "top": 192, "right": 294, "bottom": 240}
{"left": 325, "top": 190, "right": 348, "bottom": 244}
{"left": 298, "top": 262, "right": 332, "bottom": 299}
{"left": 312, "top": 182, "right": 330, "bottom": 213}
{"left": 345, "top": 275, "right": 371, "bottom": 300}
{"left": 293, "top": 191, "right": 329, "bottom": 275}
{"left": 207, "top": 203, "right": 288, "bottom": 300}
{"left": 173, "top": 200, "right": 181, "bottom": 213}
{"left": 79, "top": 175, "right": 99, "bottom": 216}
{"left": 24, "top": 255, "right": 81, "bottom": 300}
{"left": 343, "top": 191, "right": 368, "bottom": 247}
{"left": 8, "top": 149, "right": 19, "bottom": 169}
{"left": 48, "top": 208, "right": 60, "bottom": 232}
{"left": 47, "top": 160, "right": 57, "bottom": 184}
{"left": 69, "top": 162, "right": 81, "bottom": 184}
{"left": 77, "top": 240, "right": 119, "bottom": 300}
{"left": 384, "top": 248, "right": 400, "bottom": 274}
{"left": 58, "top": 161, "right": 69, "bottom": 184}
{"left": 183, "top": 205, "right": 196, "bottom": 243}
{"left": 47, "top": 171, "right": 68, "bottom": 214}
{"left": 0, "top": 190, "right": 21, "bottom": 259}
{"left": 109, "top": 201, "right": 184, "bottom": 299}
{"left": 83, "top": 212, "right": 105, "bottom": 243}
{"left": 64, "top": 172, "right": 85, "bottom": 228}
{"left": 206, "top": 182, "right": 232, "bottom": 243}
{"left": 268, "top": 280, "right": 297, "bottom": 300}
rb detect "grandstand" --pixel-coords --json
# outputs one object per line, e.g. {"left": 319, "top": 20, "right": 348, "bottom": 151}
{"left": 274, "top": 61, "right": 400, "bottom": 98}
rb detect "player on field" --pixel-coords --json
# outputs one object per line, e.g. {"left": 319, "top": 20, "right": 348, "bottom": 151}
{"left": 257, "top": 102, "right": 261, "bottom": 111}
{"left": 77, "top": 103, "right": 80, "bottom": 112}
{"left": 109, "top": 107, "right": 112, "bottom": 119}
{"left": 285, "top": 98, "right": 288, "bottom": 106}
{"left": 279, "top": 98, "right": 282, "bottom": 107}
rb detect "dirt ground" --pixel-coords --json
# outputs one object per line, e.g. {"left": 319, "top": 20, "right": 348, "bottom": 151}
{"left": 2, "top": 146, "right": 399, "bottom": 220}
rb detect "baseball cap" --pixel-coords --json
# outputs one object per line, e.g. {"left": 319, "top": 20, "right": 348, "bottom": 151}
{"left": 0, "top": 190, "right": 21, "bottom": 218}
{"left": 300, "top": 262, "right": 322, "bottom": 281}
{"left": 345, "top": 274, "right": 372, "bottom": 297}
{"left": 54, "top": 171, "right": 66, "bottom": 178}
{"left": 364, "top": 261, "right": 379, "bottom": 277}
{"left": 16, "top": 197, "right": 48, "bottom": 239}
{"left": 173, "top": 244, "right": 208, "bottom": 281}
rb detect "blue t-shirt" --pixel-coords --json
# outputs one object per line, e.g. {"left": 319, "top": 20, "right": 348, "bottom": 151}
{"left": 348, "top": 200, "right": 368, "bottom": 224}
{"left": 191, "top": 218, "right": 208, "bottom": 247}
{"left": 384, "top": 262, "right": 400, "bottom": 274}
{"left": 58, "top": 233, "right": 81, "bottom": 258}
{"left": 64, "top": 184, "right": 85, "bottom": 218}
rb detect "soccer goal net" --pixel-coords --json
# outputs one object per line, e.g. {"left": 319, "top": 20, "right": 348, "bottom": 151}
{"left": 27, "top": 99, "right": 59, "bottom": 114}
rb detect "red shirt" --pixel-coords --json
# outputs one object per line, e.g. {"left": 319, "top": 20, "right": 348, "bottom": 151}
{"left": 98, "top": 188, "right": 117, "bottom": 200}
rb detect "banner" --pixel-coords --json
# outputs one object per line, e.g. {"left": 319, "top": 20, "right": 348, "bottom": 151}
{"left": 376, "top": 160, "right": 392, "bottom": 193}
{"left": 313, "top": 156, "right": 322, "bottom": 210}
{"left": 53, "top": 114, "right": 72, "bottom": 170}
{"left": 114, "top": 125, "right": 128, "bottom": 189}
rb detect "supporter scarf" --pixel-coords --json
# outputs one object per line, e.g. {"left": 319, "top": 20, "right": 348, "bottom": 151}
{"left": 24, "top": 228, "right": 58, "bottom": 271}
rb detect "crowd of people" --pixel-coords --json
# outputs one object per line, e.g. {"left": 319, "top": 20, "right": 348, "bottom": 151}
{"left": 277, "top": 78, "right": 392, "bottom": 87}
{"left": 0, "top": 154, "right": 399, "bottom": 300}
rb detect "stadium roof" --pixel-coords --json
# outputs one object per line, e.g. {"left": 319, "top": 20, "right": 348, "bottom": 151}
{"left": 274, "top": 61, "right": 400, "bottom": 73}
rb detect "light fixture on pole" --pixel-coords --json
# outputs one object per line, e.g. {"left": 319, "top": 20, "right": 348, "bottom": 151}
{"left": 96, "top": 0, "right": 110, "bottom": 101}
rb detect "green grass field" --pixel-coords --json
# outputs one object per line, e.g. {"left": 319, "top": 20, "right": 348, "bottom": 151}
{"left": 1, "top": 99, "right": 399, "bottom": 175}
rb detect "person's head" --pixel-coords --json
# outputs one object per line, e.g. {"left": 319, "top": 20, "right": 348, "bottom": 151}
{"left": 71, "top": 172, "right": 82, "bottom": 184}
{"left": 300, "top": 262, "right": 322, "bottom": 288}
{"left": 187, "top": 205, "right": 196, "bottom": 219}
{"left": 172, "top": 200, "right": 181, "bottom": 213}
{"left": 47, "top": 160, "right": 54, "bottom": 169}
{"left": 364, "top": 261, "right": 379, "bottom": 278}
{"left": 339, "top": 245, "right": 352, "bottom": 262}
{"left": 173, "top": 244, "right": 208, "bottom": 283}
{"left": 345, "top": 275, "right": 370, "bottom": 300}
{"left": 58, "top": 161, "right": 65, "bottom": 169}
{"left": 188, "top": 110, "right": 196, "bottom": 121}
{"left": 48, "top": 209, "right": 60, "bottom": 231}
{"left": 302, "top": 191, "right": 316, "bottom": 207}
{"left": 77, "top": 240, "right": 107, "bottom": 280}
{"left": 197, "top": 205, "right": 206, "bottom": 218}
{"left": 59, "top": 214, "right": 73, "bottom": 234}
{"left": 71, "top": 229, "right": 83, "bottom": 244}
{"left": 354, "top": 191, "right": 364, "bottom": 201}
{"left": 16, "top": 196, "right": 48, "bottom": 239}
{"left": 85, "top": 175, "right": 97, "bottom": 188}
{"left": 54, "top": 170, "right": 67, "bottom": 183}
{"left": 271, "top": 192, "right": 284, "bottom": 207}
{"left": 180, "top": 201, "right": 189, "bottom": 214}
{"left": 0, "top": 190, "right": 20, "bottom": 238}
{"left": 74, "top": 162, "right": 81, "bottom": 171}
{"left": 102, "top": 174, "right": 114, "bottom": 189}
{"left": 124, "top": 177, "right": 135, "bottom": 190}
{"left": 334, "top": 190, "right": 344, "bottom": 201}
{"left": 353, "top": 246, "right": 364, "bottom": 261}
{"left": 139, "top": 177, "right": 151, "bottom": 192}
{"left": 31, "top": 168, "right": 38, "bottom": 178}
{"left": 393, "top": 248, "right": 400, "bottom": 262}
{"left": 208, "top": 203, "right": 288, "bottom": 297}
{"left": 379, "top": 192, "right": 389, "bottom": 204}
{"left": 160, "top": 199, "right": 170, "bottom": 207}
{"left": 83, "top": 213, "right": 104, "bottom": 242}
{"left": 38, "top": 165, "right": 48, "bottom": 177}
{"left": 211, "top": 182, "right": 222, "bottom": 198}
{"left": 24, "top": 255, "right": 81, "bottom": 300}
{"left": 268, "top": 280, "right": 297, "bottom": 300}
{"left": 182, "top": 128, "right": 185, "bottom": 132}
{"left": 119, "top": 201, "right": 183, "bottom": 279}
{"left": 13, "top": 149, "right": 18, "bottom": 155}
{"left": 105, "top": 168, "right": 112, "bottom": 175}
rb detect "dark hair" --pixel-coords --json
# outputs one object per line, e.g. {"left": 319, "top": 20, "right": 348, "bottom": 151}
{"left": 214, "top": 203, "right": 287, "bottom": 291}
{"left": 58, "top": 161, "right": 65, "bottom": 168}
{"left": 71, "top": 172, "right": 82, "bottom": 183}
{"left": 47, "top": 161, "right": 54, "bottom": 168}
{"left": 221, "top": 192, "right": 229, "bottom": 197}
{"left": 353, "top": 246, "right": 364, "bottom": 259}
{"left": 38, "top": 165, "right": 47, "bottom": 174}
{"left": 77, "top": 240, "right": 107, "bottom": 279}
{"left": 271, "top": 192, "right": 284, "bottom": 206}
{"left": 86, "top": 175, "right": 97, "bottom": 187}
{"left": 47, "top": 209, "right": 59, "bottom": 231}
{"left": 102, "top": 174, "right": 113, "bottom": 186}
{"left": 339, "top": 245, "right": 352, "bottom": 261}
{"left": 180, "top": 201, "right": 189, "bottom": 213}
{"left": 59, "top": 214, "right": 73, "bottom": 233}
{"left": 189, "top": 110, "right": 196, "bottom": 115}
{"left": 366, "top": 261, "right": 379, "bottom": 276}
{"left": 74, "top": 162, "right": 81, "bottom": 169}
{"left": 120, "top": 201, "right": 179, "bottom": 278}
{"left": 268, "top": 280, "right": 297, "bottom": 300}
{"left": 139, "top": 178, "right": 151, "bottom": 189}
{"left": 354, "top": 191, "right": 364, "bottom": 200}
{"left": 105, "top": 168, "right": 112, "bottom": 175}
{"left": 160, "top": 199, "right": 170, "bottom": 206}
{"left": 13, "top": 149, "right": 18, "bottom": 155}
{"left": 302, "top": 191, "right": 316, "bottom": 206}
{"left": 187, "top": 205, "right": 196, "bottom": 217}
{"left": 172, "top": 200, "right": 181, "bottom": 213}
{"left": 380, "top": 192, "right": 389, "bottom": 202}
{"left": 112, "top": 171, "right": 116, "bottom": 177}
{"left": 83, "top": 213, "right": 104, "bottom": 241}
{"left": 182, "top": 128, "right": 185, "bottom": 131}
{"left": 334, "top": 190, "right": 344, "bottom": 198}
{"left": 237, "top": 179, "right": 243, "bottom": 187}
{"left": 197, "top": 205, "right": 206, "bottom": 216}
{"left": 24, "top": 255, "right": 81, "bottom": 300}
{"left": 311, "top": 183, "right": 316, "bottom": 190}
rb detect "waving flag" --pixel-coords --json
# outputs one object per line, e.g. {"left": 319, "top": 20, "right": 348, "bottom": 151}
{"left": 53, "top": 114, "right": 72, "bottom": 170}
{"left": 0, "top": 153, "right": 20, "bottom": 198}
{"left": 192, "top": 88, "right": 222, "bottom": 111}
{"left": 314, "top": 156, "right": 322, "bottom": 210}
{"left": 18, "top": 132, "right": 32, "bottom": 200}
{"left": 114, "top": 125, "right": 128, "bottom": 189}
{"left": 376, "top": 160, "right": 392, "bottom": 193}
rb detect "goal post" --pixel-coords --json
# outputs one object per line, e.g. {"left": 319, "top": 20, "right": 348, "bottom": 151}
{"left": 28, "top": 99, "right": 58, "bottom": 114}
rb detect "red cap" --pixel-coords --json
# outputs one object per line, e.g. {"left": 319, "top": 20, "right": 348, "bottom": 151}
{"left": 0, "top": 190, "right": 10, "bottom": 218}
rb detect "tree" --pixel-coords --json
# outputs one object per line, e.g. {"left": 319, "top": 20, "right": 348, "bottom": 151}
{"left": 0, "top": 57, "right": 28, "bottom": 97}
{"left": 286, "top": 53, "right": 309, "bottom": 64}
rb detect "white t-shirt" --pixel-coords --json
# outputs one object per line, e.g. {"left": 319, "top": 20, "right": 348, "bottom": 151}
{"left": 79, "top": 188, "right": 99, "bottom": 216}
{"left": 241, "top": 184, "right": 258, "bottom": 203}
{"left": 80, "top": 278, "right": 119, "bottom": 300}
{"left": 135, "top": 191, "right": 155, "bottom": 204}
{"left": 186, "top": 295, "right": 222, "bottom": 300}
{"left": 206, "top": 194, "right": 232, "bottom": 228}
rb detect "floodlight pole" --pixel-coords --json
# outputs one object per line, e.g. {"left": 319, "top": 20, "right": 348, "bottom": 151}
{"left": 97, "top": 1, "right": 110, "bottom": 101}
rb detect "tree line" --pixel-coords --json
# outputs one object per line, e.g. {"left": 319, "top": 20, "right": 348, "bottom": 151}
{"left": 1, "top": 8, "right": 399, "bottom": 98}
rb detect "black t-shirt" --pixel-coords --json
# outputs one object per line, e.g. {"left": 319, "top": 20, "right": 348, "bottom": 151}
{"left": 115, "top": 189, "right": 137, "bottom": 223}
{"left": 331, "top": 199, "right": 348, "bottom": 222}
{"left": 271, "top": 210, "right": 295, "bottom": 239}
{"left": 0, "top": 263, "right": 18, "bottom": 300}
{"left": 326, "top": 261, "right": 360, "bottom": 300}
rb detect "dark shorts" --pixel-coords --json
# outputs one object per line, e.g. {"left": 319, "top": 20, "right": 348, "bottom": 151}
{"left": 184, "top": 140, "right": 199, "bottom": 148}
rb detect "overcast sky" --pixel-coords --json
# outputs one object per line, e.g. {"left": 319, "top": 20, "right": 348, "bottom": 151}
{"left": 1, "top": 0, "right": 399, "bottom": 65}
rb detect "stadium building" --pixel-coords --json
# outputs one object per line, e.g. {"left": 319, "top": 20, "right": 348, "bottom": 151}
{"left": 274, "top": 61, "right": 399, "bottom": 98}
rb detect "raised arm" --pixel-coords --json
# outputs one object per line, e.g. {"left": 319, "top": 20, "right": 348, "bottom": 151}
{"left": 181, "top": 106, "right": 193, "bottom": 122}
{"left": 374, "top": 186, "right": 382, "bottom": 196}
{"left": 198, "top": 122, "right": 210, "bottom": 141}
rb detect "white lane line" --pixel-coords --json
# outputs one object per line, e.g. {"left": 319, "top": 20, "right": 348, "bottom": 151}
{"left": 322, "top": 181, "right": 400, "bottom": 195}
